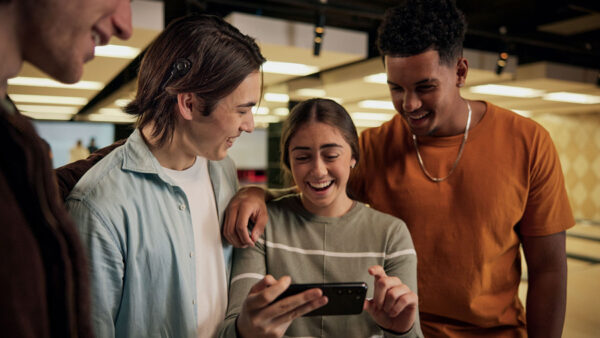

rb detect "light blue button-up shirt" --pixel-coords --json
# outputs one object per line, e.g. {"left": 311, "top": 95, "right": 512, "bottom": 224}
{"left": 66, "top": 129, "right": 237, "bottom": 338}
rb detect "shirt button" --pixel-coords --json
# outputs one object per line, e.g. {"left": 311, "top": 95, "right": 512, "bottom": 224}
{"left": 189, "top": 252, "right": 193, "bottom": 258}
{"left": 192, "top": 300, "right": 195, "bottom": 305}
{"left": 179, "top": 204, "right": 186, "bottom": 211}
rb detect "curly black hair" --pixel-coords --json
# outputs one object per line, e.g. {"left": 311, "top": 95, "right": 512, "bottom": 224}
{"left": 377, "top": 0, "right": 467, "bottom": 65}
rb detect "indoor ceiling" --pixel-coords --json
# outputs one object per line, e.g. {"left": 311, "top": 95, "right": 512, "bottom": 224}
{"left": 7, "top": 0, "right": 600, "bottom": 130}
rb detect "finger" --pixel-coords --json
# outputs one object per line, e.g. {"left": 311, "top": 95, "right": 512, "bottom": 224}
{"left": 223, "top": 203, "right": 243, "bottom": 247}
{"left": 248, "top": 275, "right": 277, "bottom": 295}
{"left": 373, "top": 276, "right": 402, "bottom": 310}
{"left": 383, "top": 283, "right": 411, "bottom": 314}
{"left": 235, "top": 204, "right": 255, "bottom": 247}
{"left": 246, "top": 276, "right": 292, "bottom": 309}
{"left": 389, "top": 292, "right": 418, "bottom": 318}
{"left": 269, "top": 291, "right": 328, "bottom": 326}
{"left": 250, "top": 209, "right": 268, "bottom": 243}
{"left": 368, "top": 265, "right": 387, "bottom": 279}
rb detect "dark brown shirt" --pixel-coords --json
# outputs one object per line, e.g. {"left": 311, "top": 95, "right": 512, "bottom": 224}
{"left": 0, "top": 97, "right": 93, "bottom": 338}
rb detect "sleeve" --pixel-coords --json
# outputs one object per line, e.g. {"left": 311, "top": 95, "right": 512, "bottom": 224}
{"left": 66, "top": 199, "right": 125, "bottom": 338}
{"left": 383, "top": 220, "right": 423, "bottom": 338}
{"left": 519, "top": 128, "right": 574, "bottom": 236}
{"left": 217, "top": 233, "right": 268, "bottom": 337}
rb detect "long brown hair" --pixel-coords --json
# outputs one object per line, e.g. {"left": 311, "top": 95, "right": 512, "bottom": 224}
{"left": 125, "top": 14, "right": 266, "bottom": 147}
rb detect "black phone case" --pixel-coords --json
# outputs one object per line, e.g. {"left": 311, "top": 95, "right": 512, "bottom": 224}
{"left": 274, "top": 282, "right": 368, "bottom": 316}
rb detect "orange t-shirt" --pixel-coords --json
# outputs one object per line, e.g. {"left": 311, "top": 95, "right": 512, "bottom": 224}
{"left": 350, "top": 101, "right": 574, "bottom": 337}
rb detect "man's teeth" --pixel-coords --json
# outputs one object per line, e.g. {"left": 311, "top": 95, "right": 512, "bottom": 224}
{"left": 92, "top": 31, "right": 101, "bottom": 46}
{"left": 309, "top": 181, "right": 333, "bottom": 189}
{"left": 410, "top": 111, "right": 429, "bottom": 119}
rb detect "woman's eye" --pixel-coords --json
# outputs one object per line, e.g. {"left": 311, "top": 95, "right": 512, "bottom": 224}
{"left": 294, "top": 156, "right": 309, "bottom": 161}
{"left": 325, "top": 154, "right": 340, "bottom": 161}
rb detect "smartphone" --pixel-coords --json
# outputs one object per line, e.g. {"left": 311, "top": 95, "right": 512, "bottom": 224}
{"left": 273, "top": 282, "right": 368, "bottom": 316}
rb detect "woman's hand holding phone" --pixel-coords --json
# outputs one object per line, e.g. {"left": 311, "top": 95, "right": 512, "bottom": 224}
{"left": 236, "top": 275, "right": 328, "bottom": 338}
{"left": 364, "top": 265, "right": 418, "bottom": 335}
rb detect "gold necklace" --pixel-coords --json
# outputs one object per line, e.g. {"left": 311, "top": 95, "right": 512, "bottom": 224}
{"left": 412, "top": 101, "right": 472, "bottom": 182}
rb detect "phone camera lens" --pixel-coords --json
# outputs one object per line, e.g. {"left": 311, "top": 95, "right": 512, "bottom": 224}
{"left": 337, "top": 290, "right": 343, "bottom": 295}
{"left": 347, "top": 289, "right": 353, "bottom": 294}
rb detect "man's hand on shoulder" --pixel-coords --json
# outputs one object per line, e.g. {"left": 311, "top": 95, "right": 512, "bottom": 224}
{"left": 223, "top": 186, "right": 268, "bottom": 248}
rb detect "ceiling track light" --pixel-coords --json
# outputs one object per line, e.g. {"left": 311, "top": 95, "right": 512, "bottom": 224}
{"left": 313, "top": 10, "right": 326, "bottom": 56}
{"left": 496, "top": 26, "right": 509, "bottom": 75}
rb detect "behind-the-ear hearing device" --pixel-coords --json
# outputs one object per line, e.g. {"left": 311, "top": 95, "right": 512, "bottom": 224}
{"left": 161, "top": 58, "right": 192, "bottom": 90}
{"left": 171, "top": 58, "right": 192, "bottom": 79}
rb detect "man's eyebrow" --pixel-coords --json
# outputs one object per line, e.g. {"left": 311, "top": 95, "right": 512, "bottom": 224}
{"left": 387, "top": 78, "right": 437, "bottom": 86}
{"left": 237, "top": 102, "right": 257, "bottom": 108}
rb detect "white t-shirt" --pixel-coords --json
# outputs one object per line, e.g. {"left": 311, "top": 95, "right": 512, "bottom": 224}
{"left": 162, "top": 157, "right": 227, "bottom": 338}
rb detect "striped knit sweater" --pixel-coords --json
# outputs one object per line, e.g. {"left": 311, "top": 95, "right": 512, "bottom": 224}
{"left": 219, "top": 194, "right": 422, "bottom": 338}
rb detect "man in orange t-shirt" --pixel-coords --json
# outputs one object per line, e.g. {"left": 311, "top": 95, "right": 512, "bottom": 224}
{"left": 348, "top": 0, "right": 574, "bottom": 337}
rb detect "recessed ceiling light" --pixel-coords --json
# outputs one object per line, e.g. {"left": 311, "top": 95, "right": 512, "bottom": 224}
{"left": 363, "top": 73, "right": 387, "bottom": 84}
{"left": 352, "top": 112, "right": 395, "bottom": 121}
{"left": 253, "top": 115, "right": 280, "bottom": 123}
{"left": 273, "top": 107, "right": 290, "bottom": 116}
{"left": 469, "top": 84, "right": 545, "bottom": 98}
{"left": 8, "top": 77, "right": 103, "bottom": 90}
{"left": 543, "top": 92, "right": 600, "bottom": 104}
{"left": 252, "top": 106, "right": 270, "bottom": 115}
{"left": 9, "top": 94, "right": 88, "bottom": 105}
{"left": 16, "top": 104, "right": 78, "bottom": 115}
{"left": 115, "top": 99, "right": 132, "bottom": 107}
{"left": 263, "top": 61, "right": 319, "bottom": 76}
{"left": 264, "top": 93, "right": 289, "bottom": 102}
{"left": 19, "top": 111, "right": 74, "bottom": 121}
{"left": 295, "top": 88, "right": 326, "bottom": 97}
{"left": 95, "top": 44, "right": 141, "bottom": 59}
{"left": 358, "top": 100, "right": 395, "bottom": 110}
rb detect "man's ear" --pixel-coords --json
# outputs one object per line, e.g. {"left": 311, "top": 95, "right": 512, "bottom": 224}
{"left": 456, "top": 57, "right": 468, "bottom": 87}
{"left": 176, "top": 93, "right": 205, "bottom": 120}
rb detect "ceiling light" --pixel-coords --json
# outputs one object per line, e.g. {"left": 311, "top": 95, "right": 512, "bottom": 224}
{"left": 252, "top": 107, "right": 270, "bottom": 115}
{"left": 274, "top": 107, "right": 289, "bottom": 116}
{"left": 95, "top": 44, "right": 141, "bottom": 59}
{"left": 363, "top": 73, "right": 387, "bottom": 84}
{"left": 19, "top": 111, "right": 74, "bottom": 121}
{"left": 262, "top": 61, "right": 319, "bottom": 76}
{"left": 358, "top": 100, "right": 395, "bottom": 110}
{"left": 84, "top": 108, "right": 136, "bottom": 123}
{"left": 295, "top": 88, "right": 326, "bottom": 97}
{"left": 469, "top": 84, "right": 545, "bottom": 98}
{"left": 99, "top": 108, "right": 126, "bottom": 115}
{"left": 352, "top": 112, "right": 395, "bottom": 121}
{"left": 115, "top": 99, "right": 132, "bottom": 107}
{"left": 8, "top": 77, "right": 104, "bottom": 90}
{"left": 253, "top": 115, "right": 281, "bottom": 124}
{"left": 16, "top": 104, "right": 78, "bottom": 115}
{"left": 86, "top": 114, "right": 136, "bottom": 123}
{"left": 9, "top": 94, "right": 88, "bottom": 105}
{"left": 264, "top": 93, "right": 289, "bottom": 102}
{"left": 542, "top": 92, "right": 600, "bottom": 104}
